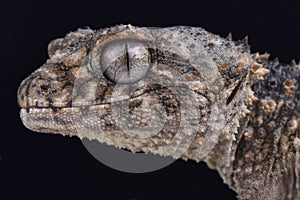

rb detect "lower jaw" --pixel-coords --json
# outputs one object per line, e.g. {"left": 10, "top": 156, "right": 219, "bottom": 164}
{"left": 20, "top": 106, "right": 83, "bottom": 135}
{"left": 19, "top": 103, "right": 112, "bottom": 135}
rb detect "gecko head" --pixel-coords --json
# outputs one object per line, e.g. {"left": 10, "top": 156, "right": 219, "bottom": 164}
{"left": 17, "top": 25, "right": 158, "bottom": 134}
{"left": 18, "top": 25, "right": 254, "bottom": 160}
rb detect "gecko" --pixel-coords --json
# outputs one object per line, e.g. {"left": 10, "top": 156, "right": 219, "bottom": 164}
{"left": 17, "top": 25, "right": 300, "bottom": 199}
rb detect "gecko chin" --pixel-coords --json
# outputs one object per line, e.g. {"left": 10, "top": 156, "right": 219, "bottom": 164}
{"left": 19, "top": 102, "right": 112, "bottom": 136}
{"left": 20, "top": 107, "right": 76, "bottom": 135}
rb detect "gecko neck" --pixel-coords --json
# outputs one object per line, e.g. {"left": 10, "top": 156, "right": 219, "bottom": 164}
{"left": 205, "top": 60, "right": 300, "bottom": 199}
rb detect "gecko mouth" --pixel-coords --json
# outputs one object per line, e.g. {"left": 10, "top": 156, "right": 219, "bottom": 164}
{"left": 18, "top": 84, "right": 155, "bottom": 112}
{"left": 20, "top": 102, "right": 113, "bottom": 115}
{"left": 21, "top": 103, "right": 111, "bottom": 112}
{"left": 19, "top": 84, "right": 210, "bottom": 137}
{"left": 19, "top": 82, "right": 207, "bottom": 112}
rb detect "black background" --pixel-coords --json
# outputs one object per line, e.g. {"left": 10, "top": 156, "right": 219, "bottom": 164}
{"left": 2, "top": 0, "right": 300, "bottom": 199}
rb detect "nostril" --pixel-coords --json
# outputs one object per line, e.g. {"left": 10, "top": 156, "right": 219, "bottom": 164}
{"left": 40, "top": 84, "right": 50, "bottom": 91}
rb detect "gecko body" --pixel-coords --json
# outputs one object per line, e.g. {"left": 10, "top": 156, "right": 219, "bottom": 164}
{"left": 17, "top": 25, "right": 300, "bottom": 199}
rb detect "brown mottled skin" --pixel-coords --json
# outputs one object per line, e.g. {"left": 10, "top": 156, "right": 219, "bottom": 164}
{"left": 17, "top": 25, "right": 300, "bottom": 199}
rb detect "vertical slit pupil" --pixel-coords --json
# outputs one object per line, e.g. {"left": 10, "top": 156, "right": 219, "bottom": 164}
{"left": 125, "top": 44, "right": 130, "bottom": 73}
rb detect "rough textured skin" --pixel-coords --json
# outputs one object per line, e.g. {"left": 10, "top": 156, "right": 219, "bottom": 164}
{"left": 17, "top": 25, "right": 300, "bottom": 199}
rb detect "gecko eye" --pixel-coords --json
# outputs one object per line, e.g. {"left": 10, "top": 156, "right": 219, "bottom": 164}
{"left": 100, "top": 39, "right": 154, "bottom": 84}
